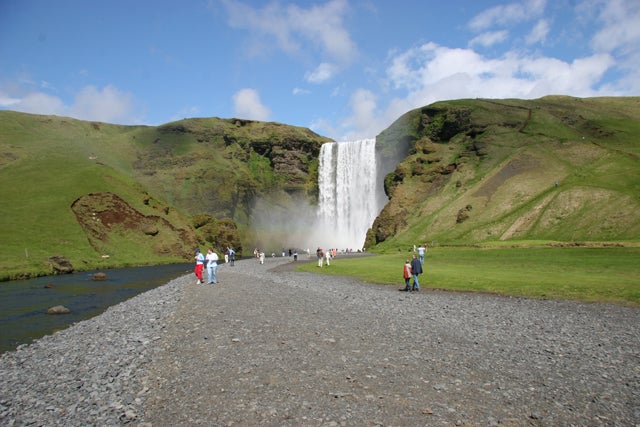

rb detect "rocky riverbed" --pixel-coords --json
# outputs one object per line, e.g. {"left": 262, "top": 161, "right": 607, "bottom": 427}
{"left": 1, "top": 256, "right": 638, "bottom": 426}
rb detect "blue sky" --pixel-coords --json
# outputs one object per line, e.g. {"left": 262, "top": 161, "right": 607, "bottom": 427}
{"left": 1, "top": 0, "right": 638, "bottom": 140}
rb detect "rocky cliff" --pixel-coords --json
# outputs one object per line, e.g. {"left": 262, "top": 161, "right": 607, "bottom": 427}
{"left": 367, "top": 96, "right": 640, "bottom": 248}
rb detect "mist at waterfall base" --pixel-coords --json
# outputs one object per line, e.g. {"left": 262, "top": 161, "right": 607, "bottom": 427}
{"left": 249, "top": 139, "right": 387, "bottom": 253}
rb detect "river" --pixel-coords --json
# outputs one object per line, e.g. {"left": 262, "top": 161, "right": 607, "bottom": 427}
{"left": 0, "top": 263, "right": 193, "bottom": 354}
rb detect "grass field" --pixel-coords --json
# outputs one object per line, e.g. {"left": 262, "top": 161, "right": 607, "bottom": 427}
{"left": 296, "top": 246, "right": 640, "bottom": 306}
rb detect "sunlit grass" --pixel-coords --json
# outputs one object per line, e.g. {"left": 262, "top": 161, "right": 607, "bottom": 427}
{"left": 296, "top": 247, "right": 640, "bottom": 305}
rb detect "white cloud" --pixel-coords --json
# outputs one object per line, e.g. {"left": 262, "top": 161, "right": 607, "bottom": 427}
{"left": 288, "top": 0, "right": 356, "bottom": 64}
{"left": 309, "top": 0, "right": 638, "bottom": 141}
{"left": 292, "top": 87, "right": 310, "bottom": 95}
{"left": 342, "top": 88, "right": 377, "bottom": 140}
{"left": 586, "top": 0, "right": 640, "bottom": 94}
{"left": 338, "top": 35, "right": 621, "bottom": 140}
{"left": 12, "top": 92, "right": 66, "bottom": 116}
{"left": 309, "top": 117, "right": 339, "bottom": 140}
{"left": 69, "top": 85, "right": 134, "bottom": 123}
{"left": 386, "top": 42, "right": 615, "bottom": 104}
{"left": 590, "top": 0, "right": 640, "bottom": 52}
{"left": 305, "top": 62, "right": 338, "bottom": 83}
{"left": 526, "top": 19, "right": 549, "bottom": 45}
{"left": 469, "top": 30, "right": 509, "bottom": 48}
{"left": 469, "top": 0, "right": 546, "bottom": 31}
{"left": 0, "top": 94, "right": 21, "bottom": 107}
{"left": 0, "top": 84, "right": 135, "bottom": 123}
{"left": 232, "top": 88, "right": 271, "bottom": 121}
{"left": 220, "top": 0, "right": 357, "bottom": 66}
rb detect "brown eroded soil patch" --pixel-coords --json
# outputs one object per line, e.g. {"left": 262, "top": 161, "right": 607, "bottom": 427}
{"left": 473, "top": 155, "right": 540, "bottom": 200}
{"left": 70, "top": 192, "right": 197, "bottom": 258}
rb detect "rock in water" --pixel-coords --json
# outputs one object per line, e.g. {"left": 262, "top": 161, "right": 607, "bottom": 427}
{"left": 46, "top": 305, "right": 71, "bottom": 315}
{"left": 92, "top": 272, "right": 107, "bottom": 281}
{"left": 48, "top": 255, "right": 74, "bottom": 274}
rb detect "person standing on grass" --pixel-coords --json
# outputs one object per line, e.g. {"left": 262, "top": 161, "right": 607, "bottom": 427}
{"left": 194, "top": 247, "right": 205, "bottom": 284}
{"left": 317, "top": 247, "right": 324, "bottom": 267}
{"left": 206, "top": 248, "right": 219, "bottom": 284}
{"left": 410, "top": 254, "right": 423, "bottom": 291}
{"left": 417, "top": 244, "right": 426, "bottom": 264}
{"left": 400, "top": 259, "right": 412, "bottom": 291}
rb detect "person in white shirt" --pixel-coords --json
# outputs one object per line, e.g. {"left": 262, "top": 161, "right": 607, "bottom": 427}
{"left": 417, "top": 244, "right": 427, "bottom": 264}
{"left": 206, "top": 248, "right": 219, "bottom": 284}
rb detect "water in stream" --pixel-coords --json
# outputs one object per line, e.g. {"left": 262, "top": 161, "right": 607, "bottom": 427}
{"left": 0, "top": 263, "right": 192, "bottom": 354}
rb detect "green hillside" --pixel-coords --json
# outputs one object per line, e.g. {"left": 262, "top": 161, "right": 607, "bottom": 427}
{"left": 1, "top": 96, "right": 639, "bottom": 280}
{"left": 368, "top": 96, "right": 640, "bottom": 250}
{"left": 0, "top": 112, "right": 330, "bottom": 280}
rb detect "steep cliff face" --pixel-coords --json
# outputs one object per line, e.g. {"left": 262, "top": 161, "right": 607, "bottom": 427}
{"left": 366, "top": 96, "right": 640, "bottom": 248}
{"left": 133, "top": 118, "right": 331, "bottom": 224}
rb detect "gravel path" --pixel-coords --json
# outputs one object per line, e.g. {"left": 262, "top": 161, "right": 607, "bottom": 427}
{"left": 1, "top": 256, "right": 639, "bottom": 426}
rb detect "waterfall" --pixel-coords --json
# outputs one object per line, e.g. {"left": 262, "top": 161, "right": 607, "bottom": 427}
{"left": 316, "top": 138, "right": 384, "bottom": 250}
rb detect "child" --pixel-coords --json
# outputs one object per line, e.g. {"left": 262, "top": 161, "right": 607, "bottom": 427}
{"left": 194, "top": 247, "right": 205, "bottom": 284}
{"left": 400, "top": 259, "right": 412, "bottom": 291}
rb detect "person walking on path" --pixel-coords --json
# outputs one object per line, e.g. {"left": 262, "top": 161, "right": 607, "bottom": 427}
{"left": 194, "top": 247, "right": 205, "bottom": 284}
{"left": 228, "top": 247, "right": 236, "bottom": 266}
{"left": 410, "top": 254, "right": 423, "bottom": 291}
{"left": 206, "top": 248, "right": 219, "bottom": 284}
{"left": 400, "top": 259, "right": 412, "bottom": 291}
{"left": 316, "top": 247, "right": 324, "bottom": 267}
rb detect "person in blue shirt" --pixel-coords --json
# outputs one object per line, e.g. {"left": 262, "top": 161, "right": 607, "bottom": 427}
{"left": 227, "top": 247, "right": 236, "bottom": 266}
{"left": 206, "top": 248, "right": 219, "bottom": 284}
{"left": 410, "top": 254, "right": 423, "bottom": 291}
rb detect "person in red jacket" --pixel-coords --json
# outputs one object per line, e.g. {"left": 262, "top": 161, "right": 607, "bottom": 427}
{"left": 194, "top": 247, "right": 205, "bottom": 284}
{"left": 400, "top": 259, "right": 412, "bottom": 291}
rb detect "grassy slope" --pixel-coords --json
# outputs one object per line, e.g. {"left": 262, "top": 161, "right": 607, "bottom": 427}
{"left": 0, "top": 112, "right": 329, "bottom": 279}
{"left": 298, "top": 247, "right": 640, "bottom": 305}
{"left": 0, "top": 113, "right": 191, "bottom": 278}
{"left": 373, "top": 96, "right": 640, "bottom": 251}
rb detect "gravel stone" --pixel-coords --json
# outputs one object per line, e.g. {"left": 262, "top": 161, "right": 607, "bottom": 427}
{"left": 1, "top": 256, "right": 638, "bottom": 426}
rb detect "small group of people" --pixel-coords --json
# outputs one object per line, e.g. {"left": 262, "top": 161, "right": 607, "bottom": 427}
{"left": 401, "top": 254, "right": 423, "bottom": 292}
{"left": 401, "top": 243, "right": 428, "bottom": 292}
{"left": 316, "top": 247, "right": 335, "bottom": 267}
{"left": 194, "top": 246, "right": 236, "bottom": 285}
{"left": 253, "top": 248, "right": 266, "bottom": 264}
